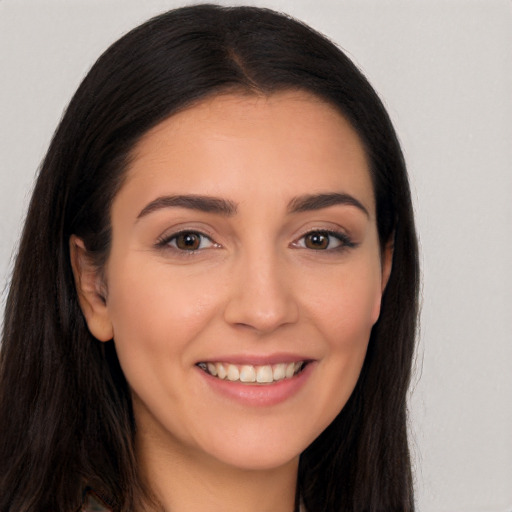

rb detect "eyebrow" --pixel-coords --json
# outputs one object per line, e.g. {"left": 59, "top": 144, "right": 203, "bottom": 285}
{"left": 287, "top": 193, "right": 369, "bottom": 217}
{"left": 137, "top": 194, "right": 238, "bottom": 219}
{"left": 136, "top": 191, "right": 369, "bottom": 220}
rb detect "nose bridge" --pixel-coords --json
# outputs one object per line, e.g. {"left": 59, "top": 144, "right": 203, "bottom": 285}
{"left": 223, "top": 241, "right": 299, "bottom": 333}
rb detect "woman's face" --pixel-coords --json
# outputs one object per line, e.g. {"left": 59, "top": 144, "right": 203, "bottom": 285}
{"left": 77, "top": 91, "right": 390, "bottom": 471}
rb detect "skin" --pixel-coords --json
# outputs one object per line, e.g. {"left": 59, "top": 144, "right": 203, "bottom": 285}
{"left": 72, "top": 91, "right": 392, "bottom": 512}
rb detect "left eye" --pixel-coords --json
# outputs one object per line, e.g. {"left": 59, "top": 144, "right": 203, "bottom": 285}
{"left": 294, "top": 230, "right": 348, "bottom": 250}
{"left": 164, "top": 231, "right": 216, "bottom": 251}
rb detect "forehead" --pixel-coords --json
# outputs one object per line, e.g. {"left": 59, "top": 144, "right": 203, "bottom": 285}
{"left": 120, "top": 90, "right": 374, "bottom": 216}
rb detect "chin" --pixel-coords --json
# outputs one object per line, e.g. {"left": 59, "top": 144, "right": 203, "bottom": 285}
{"left": 204, "top": 442, "right": 302, "bottom": 472}
{"left": 188, "top": 415, "right": 328, "bottom": 472}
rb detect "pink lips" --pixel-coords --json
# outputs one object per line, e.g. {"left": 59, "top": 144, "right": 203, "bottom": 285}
{"left": 196, "top": 359, "right": 315, "bottom": 407}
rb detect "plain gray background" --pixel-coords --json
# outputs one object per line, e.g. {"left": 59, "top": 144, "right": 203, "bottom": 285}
{"left": 1, "top": 1, "right": 511, "bottom": 510}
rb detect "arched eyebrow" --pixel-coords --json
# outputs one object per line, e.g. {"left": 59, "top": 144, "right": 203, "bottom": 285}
{"left": 137, "top": 195, "right": 238, "bottom": 219}
{"left": 287, "top": 193, "right": 369, "bottom": 217}
{"left": 136, "top": 192, "right": 368, "bottom": 220}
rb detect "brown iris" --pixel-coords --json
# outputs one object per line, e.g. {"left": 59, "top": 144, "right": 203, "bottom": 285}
{"left": 304, "top": 231, "right": 330, "bottom": 250}
{"left": 175, "top": 232, "right": 202, "bottom": 250}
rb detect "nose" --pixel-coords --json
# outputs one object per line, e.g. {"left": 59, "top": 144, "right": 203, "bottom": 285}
{"left": 223, "top": 250, "right": 299, "bottom": 335}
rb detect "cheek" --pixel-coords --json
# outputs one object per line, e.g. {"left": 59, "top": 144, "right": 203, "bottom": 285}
{"left": 293, "top": 264, "right": 381, "bottom": 439}
{"left": 104, "top": 258, "right": 223, "bottom": 372}
{"left": 304, "top": 260, "right": 383, "bottom": 348}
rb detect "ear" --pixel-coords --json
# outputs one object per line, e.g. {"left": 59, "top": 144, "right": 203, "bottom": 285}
{"left": 380, "top": 234, "right": 394, "bottom": 293}
{"left": 69, "top": 235, "right": 113, "bottom": 342}
{"left": 371, "top": 235, "right": 394, "bottom": 325}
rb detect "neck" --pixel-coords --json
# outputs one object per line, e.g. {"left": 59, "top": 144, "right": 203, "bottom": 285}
{"left": 136, "top": 427, "right": 299, "bottom": 512}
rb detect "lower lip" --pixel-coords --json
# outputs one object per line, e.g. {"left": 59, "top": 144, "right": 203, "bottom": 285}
{"left": 197, "top": 362, "right": 315, "bottom": 407}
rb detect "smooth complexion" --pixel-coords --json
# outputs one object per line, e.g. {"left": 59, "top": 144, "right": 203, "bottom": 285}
{"left": 72, "top": 91, "right": 392, "bottom": 512}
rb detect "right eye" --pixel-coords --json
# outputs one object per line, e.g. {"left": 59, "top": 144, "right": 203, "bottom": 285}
{"left": 292, "top": 229, "right": 355, "bottom": 252}
{"left": 158, "top": 231, "right": 217, "bottom": 251}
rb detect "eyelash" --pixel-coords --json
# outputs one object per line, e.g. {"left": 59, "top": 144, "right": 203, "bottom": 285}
{"left": 292, "top": 229, "right": 356, "bottom": 252}
{"left": 156, "top": 229, "right": 356, "bottom": 254}
{"left": 156, "top": 230, "right": 217, "bottom": 253}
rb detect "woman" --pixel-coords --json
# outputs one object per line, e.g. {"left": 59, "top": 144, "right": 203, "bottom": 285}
{"left": 0, "top": 5, "right": 419, "bottom": 511}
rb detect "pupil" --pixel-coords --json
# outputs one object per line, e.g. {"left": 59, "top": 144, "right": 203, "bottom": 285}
{"left": 178, "top": 233, "right": 199, "bottom": 250}
{"left": 307, "top": 232, "right": 328, "bottom": 249}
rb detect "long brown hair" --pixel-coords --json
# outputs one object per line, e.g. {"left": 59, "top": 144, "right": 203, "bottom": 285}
{"left": 0, "top": 5, "right": 419, "bottom": 511}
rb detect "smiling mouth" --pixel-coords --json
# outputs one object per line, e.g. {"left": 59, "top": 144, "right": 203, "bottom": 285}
{"left": 196, "top": 361, "right": 307, "bottom": 384}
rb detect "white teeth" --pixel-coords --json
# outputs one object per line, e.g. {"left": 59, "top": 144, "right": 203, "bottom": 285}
{"left": 240, "top": 365, "right": 256, "bottom": 383}
{"left": 226, "top": 364, "right": 240, "bottom": 382}
{"left": 272, "top": 363, "right": 286, "bottom": 381}
{"left": 207, "top": 363, "right": 217, "bottom": 376}
{"left": 256, "top": 365, "right": 274, "bottom": 383}
{"left": 200, "top": 361, "right": 306, "bottom": 383}
{"left": 285, "top": 362, "right": 296, "bottom": 378}
{"left": 216, "top": 363, "right": 227, "bottom": 380}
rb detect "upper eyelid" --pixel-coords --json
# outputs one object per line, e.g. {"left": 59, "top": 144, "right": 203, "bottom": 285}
{"left": 301, "top": 229, "right": 349, "bottom": 239}
{"left": 291, "top": 228, "right": 357, "bottom": 251}
{"left": 157, "top": 226, "right": 216, "bottom": 242}
{"left": 156, "top": 229, "right": 216, "bottom": 248}
{"left": 154, "top": 226, "right": 355, "bottom": 248}
{"left": 294, "top": 227, "right": 351, "bottom": 241}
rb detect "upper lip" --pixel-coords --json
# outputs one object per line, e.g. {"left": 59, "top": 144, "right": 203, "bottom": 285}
{"left": 196, "top": 353, "right": 314, "bottom": 366}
